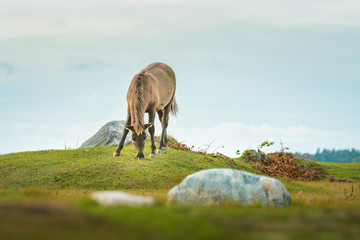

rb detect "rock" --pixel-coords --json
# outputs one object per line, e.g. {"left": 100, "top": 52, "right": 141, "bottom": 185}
{"left": 167, "top": 168, "right": 291, "bottom": 207}
{"left": 91, "top": 191, "right": 154, "bottom": 207}
{"left": 328, "top": 176, "right": 353, "bottom": 183}
{"left": 345, "top": 192, "right": 355, "bottom": 197}
{"left": 79, "top": 120, "right": 149, "bottom": 148}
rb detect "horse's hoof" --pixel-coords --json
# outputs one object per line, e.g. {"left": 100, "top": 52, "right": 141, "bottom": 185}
{"left": 113, "top": 152, "right": 120, "bottom": 157}
{"left": 150, "top": 154, "right": 156, "bottom": 158}
{"left": 157, "top": 150, "right": 162, "bottom": 154}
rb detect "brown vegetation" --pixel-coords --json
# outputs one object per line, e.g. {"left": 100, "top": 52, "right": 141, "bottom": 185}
{"left": 242, "top": 149, "right": 326, "bottom": 181}
{"left": 167, "top": 137, "right": 230, "bottom": 159}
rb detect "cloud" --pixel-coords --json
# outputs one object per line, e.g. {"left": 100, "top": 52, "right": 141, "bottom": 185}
{"left": 1, "top": 0, "right": 359, "bottom": 42}
{"left": 67, "top": 59, "right": 115, "bottom": 71}
{"left": 0, "top": 96, "right": 9, "bottom": 103}
{"left": 1, "top": 120, "right": 359, "bottom": 157}
{"left": 49, "top": 20, "right": 67, "bottom": 29}
{"left": 169, "top": 122, "right": 360, "bottom": 157}
{"left": 77, "top": 92, "right": 105, "bottom": 102}
{"left": 0, "top": 121, "right": 107, "bottom": 154}
{"left": 1, "top": 0, "right": 359, "bottom": 157}
{"left": 0, "top": 62, "right": 15, "bottom": 75}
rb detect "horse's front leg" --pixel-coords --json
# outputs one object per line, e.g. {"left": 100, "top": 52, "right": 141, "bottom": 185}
{"left": 148, "top": 109, "right": 156, "bottom": 158}
{"left": 113, "top": 110, "right": 131, "bottom": 157}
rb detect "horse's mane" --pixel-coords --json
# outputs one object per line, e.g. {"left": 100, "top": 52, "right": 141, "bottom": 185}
{"left": 133, "top": 70, "right": 146, "bottom": 135}
{"left": 132, "top": 64, "right": 161, "bottom": 135}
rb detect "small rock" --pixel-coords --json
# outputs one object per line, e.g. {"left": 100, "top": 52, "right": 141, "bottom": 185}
{"left": 328, "top": 176, "right": 353, "bottom": 183}
{"left": 345, "top": 192, "right": 356, "bottom": 197}
{"left": 91, "top": 191, "right": 154, "bottom": 207}
{"left": 167, "top": 168, "right": 291, "bottom": 207}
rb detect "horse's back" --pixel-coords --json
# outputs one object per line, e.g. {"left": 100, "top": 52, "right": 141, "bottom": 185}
{"left": 144, "top": 62, "right": 176, "bottom": 94}
{"left": 144, "top": 62, "right": 176, "bottom": 110}
{"left": 145, "top": 62, "right": 176, "bottom": 85}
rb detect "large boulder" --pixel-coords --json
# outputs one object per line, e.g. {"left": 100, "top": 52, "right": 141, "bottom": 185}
{"left": 80, "top": 120, "right": 149, "bottom": 148}
{"left": 167, "top": 168, "right": 291, "bottom": 207}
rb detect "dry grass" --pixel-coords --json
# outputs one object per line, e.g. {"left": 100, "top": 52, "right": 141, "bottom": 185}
{"left": 290, "top": 181, "right": 360, "bottom": 207}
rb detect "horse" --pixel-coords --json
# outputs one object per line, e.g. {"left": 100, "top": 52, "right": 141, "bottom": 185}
{"left": 113, "top": 62, "right": 178, "bottom": 159}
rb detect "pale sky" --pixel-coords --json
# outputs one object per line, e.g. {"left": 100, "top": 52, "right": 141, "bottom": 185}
{"left": 1, "top": 0, "right": 360, "bottom": 156}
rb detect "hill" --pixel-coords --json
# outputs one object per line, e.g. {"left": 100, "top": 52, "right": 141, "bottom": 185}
{"left": 0, "top": 143, "right": 251, "bottom": 191}
{"left": 0, "top": 142, "right": 360, "bottom": 240}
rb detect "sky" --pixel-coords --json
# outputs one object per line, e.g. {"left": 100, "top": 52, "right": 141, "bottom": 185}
{"left": 1, "top": 0, "right": 360, "bottom": 157}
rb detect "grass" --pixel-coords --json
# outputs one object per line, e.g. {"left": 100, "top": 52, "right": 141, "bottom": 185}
{"left": 0, "top": 142, "right": 360, "bottom": 240}
{"left": 321, "top": 161, "right": 360, "bottom": 180}
{"left": 0, "top": 143, "right": 243, "bottom": 190}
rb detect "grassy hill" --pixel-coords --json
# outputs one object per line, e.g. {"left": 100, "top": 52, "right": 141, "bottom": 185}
{"left": 0, "top": 142, "right": 359, "bottom": 240}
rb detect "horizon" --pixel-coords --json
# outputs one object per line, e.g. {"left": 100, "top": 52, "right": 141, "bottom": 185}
{"left": 1, "top": 0, "right": 360, "bottom": 157}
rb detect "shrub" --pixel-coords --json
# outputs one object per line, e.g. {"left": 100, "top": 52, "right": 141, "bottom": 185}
{"left": 241, "top": 142, "right": 326, "bottom": 181}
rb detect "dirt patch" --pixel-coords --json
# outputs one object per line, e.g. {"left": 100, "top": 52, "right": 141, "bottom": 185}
{"left": 0, "top": 203, "right": 67, "bottom": 216}
{"left": 0, "top": 201, "right": 116, "bottom": 240}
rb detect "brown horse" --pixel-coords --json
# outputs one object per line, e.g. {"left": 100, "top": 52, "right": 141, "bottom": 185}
{"left": 113, "top": 62, "right": 178, "bottom": 159}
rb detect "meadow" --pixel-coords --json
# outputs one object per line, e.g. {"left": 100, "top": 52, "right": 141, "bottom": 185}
{"left": 0, "top": 142, "right": 359, "bottom": 240}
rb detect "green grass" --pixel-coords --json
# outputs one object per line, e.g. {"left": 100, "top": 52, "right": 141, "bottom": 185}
{"left": 321, "top": 161, "right": 360, "bottom": 180}
{"left": 0, "top": 143, "right": 244, "bottom": 190}
{"left": 1, "top": 143, "right": 360, "bottom": 240}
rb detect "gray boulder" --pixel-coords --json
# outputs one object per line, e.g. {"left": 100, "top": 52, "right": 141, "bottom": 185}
{"left": 167, "top": 168, "right": 291, "bottom": 207}
{"left": 80, "top": 120, "right": 149, "bottom": 148}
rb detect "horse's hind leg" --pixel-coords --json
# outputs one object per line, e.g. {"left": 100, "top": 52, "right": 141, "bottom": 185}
{"left": 156, "top": 110, "right": 164, "bottom": 153}
{"left": 157, "top": 106, "right": 170, "bottom": 153}
{"left": 148, "top": 109, "right": 156, "bottom": 158}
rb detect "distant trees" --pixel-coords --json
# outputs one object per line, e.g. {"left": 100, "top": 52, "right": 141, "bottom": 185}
{"left": 297, "top": 148, "right": 360, "bottom": 163}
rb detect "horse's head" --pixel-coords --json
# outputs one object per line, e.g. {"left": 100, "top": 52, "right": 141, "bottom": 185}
{"left": 125, "top": 123, "right": 152, "bottom": 159}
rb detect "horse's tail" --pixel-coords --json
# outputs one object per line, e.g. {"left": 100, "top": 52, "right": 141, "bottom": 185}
{"left": 170, "top": 97, "right": 179, "bottom": 117}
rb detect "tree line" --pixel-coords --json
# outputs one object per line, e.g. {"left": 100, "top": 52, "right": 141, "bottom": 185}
{"left": 297, "top": 148, "right": 360, "bottom": 163}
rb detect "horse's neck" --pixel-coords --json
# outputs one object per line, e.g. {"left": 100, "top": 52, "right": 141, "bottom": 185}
{"left": 132, "top": 110, "right": 144, "bottom": 125}
{"left": 131, "top": 92, "right": 146, "bottom": 132}
{"left": 129, "top": 73, "right": 148, "bottom": 133}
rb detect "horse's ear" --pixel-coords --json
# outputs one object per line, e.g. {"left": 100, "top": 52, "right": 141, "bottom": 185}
{"left": 144, "top": 123, "right": 152, "bottom": 130}
{"left": 125, "top": 125, "right": 135, "bottom": 132}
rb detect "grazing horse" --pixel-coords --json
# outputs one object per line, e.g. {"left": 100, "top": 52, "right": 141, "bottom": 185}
{"left": 113, "top": 62, "right": 178, "bottom": 159}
